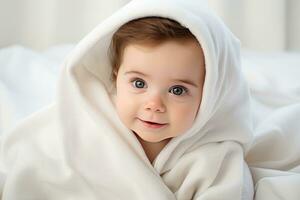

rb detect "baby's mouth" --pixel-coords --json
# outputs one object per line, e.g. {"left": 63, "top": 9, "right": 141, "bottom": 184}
{"left": 144, "top": 121, "right": 163, "bottom": 125}
{"left": 138, "top": 118, "right": 168, "bottom": 129}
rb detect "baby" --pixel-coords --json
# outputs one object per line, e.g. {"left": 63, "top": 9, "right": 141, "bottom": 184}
{"left": 110, "top": 17, "right": 206, "bottom": 163}
{"left": 0, "top": 0, "right": 254, "bottom": 199}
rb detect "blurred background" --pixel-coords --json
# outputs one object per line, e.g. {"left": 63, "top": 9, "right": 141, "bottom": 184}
{"left": 0, "top": 0, "right": 299, "bottom": 52}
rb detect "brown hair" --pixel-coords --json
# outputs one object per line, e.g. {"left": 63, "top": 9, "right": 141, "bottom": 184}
{"left": 109, "top": 17, "right": 198, "bottom": 82}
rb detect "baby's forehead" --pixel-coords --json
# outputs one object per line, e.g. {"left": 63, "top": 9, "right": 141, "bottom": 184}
{"left": 121, "top": 40, "right": 205, "bottom": 79}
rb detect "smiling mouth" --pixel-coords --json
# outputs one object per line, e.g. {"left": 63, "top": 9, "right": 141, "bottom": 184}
{"left": 138, "top": 119, "right": 168, "bottom": 129}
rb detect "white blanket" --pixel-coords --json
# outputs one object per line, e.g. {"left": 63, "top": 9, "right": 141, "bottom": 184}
{"left": 0, "top": 0, "right": 299, "bottom": 199}
{"left": 242, "top": 52, "right": 300, "bottom": 199}
{"left": 0, "top": 45, "right": 73, "bottom": 134}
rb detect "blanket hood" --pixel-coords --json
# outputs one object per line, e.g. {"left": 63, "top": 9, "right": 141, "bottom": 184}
{"left": 61, "top": 0, "right": 253, "bottom": 169}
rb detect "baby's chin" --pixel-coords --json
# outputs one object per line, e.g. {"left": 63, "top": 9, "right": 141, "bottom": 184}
{"left": 132, "top": 130, "right": 170, "bottom": 143}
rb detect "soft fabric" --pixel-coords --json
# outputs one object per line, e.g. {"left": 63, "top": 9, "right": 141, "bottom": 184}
{"left": 246, "top": 104, "right": 300, "bottom": 200}
{"left": 0, "top": 0, "right": 254, "bottom": 199}
{"left": 243, "top": 52, "right": 300, "bottom": 199}
{"left": 0, "top": 45, "right": 73, "bottom": 135}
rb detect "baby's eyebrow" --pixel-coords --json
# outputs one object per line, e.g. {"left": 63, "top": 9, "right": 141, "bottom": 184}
{"left": 124, "top": 70, "right": 199, "bottom": 88}
{"left": 171, "top": 78, "right": 199, "bottom": 88}
{"left": 124, "top": 70, "right": 147, "bottom": 77}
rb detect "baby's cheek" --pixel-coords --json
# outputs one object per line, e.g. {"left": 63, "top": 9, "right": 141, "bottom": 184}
{"left": 176, "top": 104, "right": 197, "bottom": 125}
{"left": 116, "top": 93, "right": 136, "bottom": 121}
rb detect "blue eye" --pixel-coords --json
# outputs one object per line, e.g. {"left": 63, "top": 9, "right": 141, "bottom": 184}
{"left": 132, "top": 79, "right": 146, "bottom": 88}
{"left": 169, "top": 86, "right": 187, "bottom": 96}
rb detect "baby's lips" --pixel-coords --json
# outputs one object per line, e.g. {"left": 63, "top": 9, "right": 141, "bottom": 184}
{"left": 140, "top": 119, "right": 167, "bottom": 125}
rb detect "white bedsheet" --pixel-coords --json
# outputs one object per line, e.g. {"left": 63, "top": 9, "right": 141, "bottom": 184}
{"left": 241, "top": 51, "right": 300, "bottom": 199}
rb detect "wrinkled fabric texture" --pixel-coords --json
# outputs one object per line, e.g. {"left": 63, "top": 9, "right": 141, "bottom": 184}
{"left": 242, "top": 51, "right": 300, "bottom": 200}
{"left": 0, "top": 0, "right": 255, "bottom": 199}
{"left": 246, "top": 102, "right": 300, "bottom": 200}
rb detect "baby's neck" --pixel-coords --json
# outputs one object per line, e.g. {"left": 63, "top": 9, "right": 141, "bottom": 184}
{"left": 135, "top": 133, "right": 170, "bottom": 164}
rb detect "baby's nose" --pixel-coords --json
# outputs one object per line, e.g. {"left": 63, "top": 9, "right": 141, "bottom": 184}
{"left": 144, "top": 95, "right": 166, "bottom": 113}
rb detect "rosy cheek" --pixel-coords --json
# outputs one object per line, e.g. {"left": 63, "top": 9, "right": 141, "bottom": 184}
{"left": 177, "top": 105, "right": 198, "bottom": 122}
{"left": 116, "top": 92, "right": 136, "bottom": 117}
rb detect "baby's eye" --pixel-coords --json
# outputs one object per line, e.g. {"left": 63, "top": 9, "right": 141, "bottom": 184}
{"left": 132, "top": 79, "right": 146, "bottom": 89}
{"left": 169, "top": 86, "right": 188, "bottom": 96}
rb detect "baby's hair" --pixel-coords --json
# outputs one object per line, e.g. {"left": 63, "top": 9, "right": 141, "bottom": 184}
{"left": 109, "top": 17, "right": 197, "bottom": 82}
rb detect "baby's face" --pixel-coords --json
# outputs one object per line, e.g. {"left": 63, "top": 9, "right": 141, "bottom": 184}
{"left": 115, "top": 40, "right": 205, "bottom": 143}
